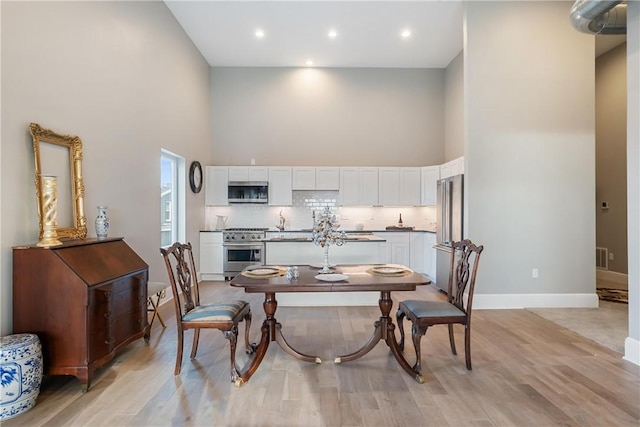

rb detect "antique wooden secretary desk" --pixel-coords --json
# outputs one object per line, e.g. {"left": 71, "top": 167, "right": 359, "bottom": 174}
{"left": 12, "top": 237, "right": 149, "bottom": 391}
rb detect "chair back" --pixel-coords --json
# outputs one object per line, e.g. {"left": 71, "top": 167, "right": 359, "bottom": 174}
{"left": 160, "top": 242, "right": 201, "bottom": 319}
{"left": 447, "top": 239, "right": 484, "bottom": 314}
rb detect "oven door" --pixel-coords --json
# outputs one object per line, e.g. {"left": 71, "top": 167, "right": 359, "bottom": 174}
{"left": 223, "top": 243, "right": 264, "bottom": 278}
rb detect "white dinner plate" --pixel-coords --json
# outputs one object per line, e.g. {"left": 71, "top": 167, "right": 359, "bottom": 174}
{"left": 372, "top": 266, "right": 406, "bottom": 275}
{"left": 310, "top": 263, "right": 337, "bottom": 269}
{"left": 246, "top": 267, "right": 280, "bottom": 276}
{"left": 314, "top": 273, "right": 349, "bottom": 282}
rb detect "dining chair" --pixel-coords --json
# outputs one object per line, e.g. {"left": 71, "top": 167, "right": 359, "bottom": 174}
{"left": 160, "top": 242, "right": 255, "bottom": 383}
{"left": 396, "top": 239, "right": 484, "bottom": 372}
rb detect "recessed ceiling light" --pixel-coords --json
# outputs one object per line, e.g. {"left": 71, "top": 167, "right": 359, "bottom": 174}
{"left": 255, "top": 29, "right": 265, "bottom": 38}
{"left": 306, "top": 59, "right": 314, "bottom": 67}
{"left": 328, "top": 29, "right": 338, "bottom": 39}
{"left": 401, "top": 29, "right": 412, "bottom": 39}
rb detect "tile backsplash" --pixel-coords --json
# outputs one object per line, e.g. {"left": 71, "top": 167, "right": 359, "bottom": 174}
{"left": 205, "top": 190, "right": 436, "bottom": 231}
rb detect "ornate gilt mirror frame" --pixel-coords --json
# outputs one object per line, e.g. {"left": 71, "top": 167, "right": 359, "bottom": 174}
{"left": 30, "top": 123, "right": 87, "bottom": 239}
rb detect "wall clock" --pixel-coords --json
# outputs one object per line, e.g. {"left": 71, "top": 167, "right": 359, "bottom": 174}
{"left": 189, "top": 161, "right": 203, "bottom": 194}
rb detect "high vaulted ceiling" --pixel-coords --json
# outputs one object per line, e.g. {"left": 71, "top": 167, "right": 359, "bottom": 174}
{"left": 164, "top": 1, "right": 464, "bottom": 69}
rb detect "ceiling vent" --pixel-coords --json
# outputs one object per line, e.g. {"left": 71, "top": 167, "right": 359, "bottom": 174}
{"left": 570, "top": 0, "right": 627, "bottom": 34}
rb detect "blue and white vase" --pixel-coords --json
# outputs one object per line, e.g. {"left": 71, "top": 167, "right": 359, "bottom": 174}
{"left": 95, "top": 206, "right": 109, "bottom": 240}
{"left": 0, "top": 334, "right": 43, "bottom": 420}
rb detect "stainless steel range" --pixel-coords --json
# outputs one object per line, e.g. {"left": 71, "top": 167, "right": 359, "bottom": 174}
{"left": 223, "top": 228, "right": 267, "bottom": 279}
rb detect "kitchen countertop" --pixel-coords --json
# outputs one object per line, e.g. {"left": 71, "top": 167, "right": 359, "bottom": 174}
{"left": 264, "top": 233, "right": 387, "bottom": 242}
{"left": 200, "top": 228, "right": 436, "bottom": 234}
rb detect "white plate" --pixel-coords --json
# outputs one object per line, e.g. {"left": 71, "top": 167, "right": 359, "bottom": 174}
{"left": 310, "top": 263, "right": 337, "bottom": 269}
{"left": 372, "top": 266, "right": 406, "bottom": 275}
{"left": 315, "top": 273, "right": 349, "bottom": 282}
{"left": 246, "top": 267, "right": 280, "bottom": 276}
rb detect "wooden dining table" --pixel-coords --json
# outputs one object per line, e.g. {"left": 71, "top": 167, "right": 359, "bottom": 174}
{"left": 229, "top": 264, "right": 430, "bottom": 385}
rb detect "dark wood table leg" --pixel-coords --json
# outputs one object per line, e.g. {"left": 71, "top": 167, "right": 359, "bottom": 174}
{"left": 237, "top": 292, "right": 321, "bottom": 386}
{"left": 335, "top": 291, "right": 424, "bottom": 384}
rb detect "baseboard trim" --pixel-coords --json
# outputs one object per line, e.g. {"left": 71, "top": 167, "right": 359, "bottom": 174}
{"left": 473, "top": 293, "right": 599, "bottom": 309}
{"left": 624, "top": 337, "right": 640, "bottom": 366}
{"left": 596, "top": 269, "right": 628, "bottom": 286}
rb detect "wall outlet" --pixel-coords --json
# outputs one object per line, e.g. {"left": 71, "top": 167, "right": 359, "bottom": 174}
{"left": 250, "top": 158, "right": 256, "bottom": 165}
{"left": 609, "top": 252, "right": 614, "bottom": 261}
{"left": 532, "top": 268, "right": 539, "bottom": 279}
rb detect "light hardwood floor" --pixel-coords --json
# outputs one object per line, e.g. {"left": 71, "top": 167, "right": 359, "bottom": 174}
{"left": 5, "top": 282, "right": 639, "bottom": 427}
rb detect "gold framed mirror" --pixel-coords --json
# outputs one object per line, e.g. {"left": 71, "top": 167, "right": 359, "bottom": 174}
{"left": 30, "top": 123, "right": 87, "bottom": 239}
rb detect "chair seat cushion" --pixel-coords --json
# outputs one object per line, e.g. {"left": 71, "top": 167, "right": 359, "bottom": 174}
{"left": 400, "top": 300, "right": 465, "bottom": 319}
{"left": 183, "top": 300, "right": 248, "bottom": 322}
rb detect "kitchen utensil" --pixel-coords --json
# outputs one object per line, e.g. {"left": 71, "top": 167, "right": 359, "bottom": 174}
{"left": 216, "top": 215, "right": 228, "bottom": 230}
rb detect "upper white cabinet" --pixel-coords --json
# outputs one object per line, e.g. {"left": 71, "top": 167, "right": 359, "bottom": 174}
{"left": 315, "top": 167, "right": 340, "bottom": 190}
{"left": 228, "top": 166, "right": 268, "bottom": 182}
{"left": 292, "top": 167, "right": 340, "bottom": 190}
{"left": 292, "top": 167, "right": 316, "bottom": 190}
{"left": 440, "top": 156, "right": 464, "bottom": 179}
{"left": 205, "top": 166, "right": 228, "bottom": 206}
{"left": 339, "top": 167, "right": 379, "bottom": 206}
{"left": 378, "top": 167, "right": 421, "bottom": 206}
{"left": 269, "top": 167, "right": 292, "bottom": 206}
{"left": 421, "top": 166, "right": 440, "bottom": 206}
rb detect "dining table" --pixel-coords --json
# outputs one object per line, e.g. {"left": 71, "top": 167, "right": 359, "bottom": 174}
{"left": 229, "top": 264, "right": 431, "bottom": 385}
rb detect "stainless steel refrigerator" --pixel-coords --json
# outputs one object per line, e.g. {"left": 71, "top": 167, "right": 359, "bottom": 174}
{"left": 435, "top": 174, "right": 464, "bottom": 292}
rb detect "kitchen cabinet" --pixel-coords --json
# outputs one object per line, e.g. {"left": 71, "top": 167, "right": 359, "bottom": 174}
{"left": 268, "top": 167, "right": 292, "bottom": 206}
{"left": 440, "top": 156, "right": 465, "bottom": 179}
{"left": 12, "top": 238, "right": 148, "bottom": 391}
{"left": 339, "top": 167, "right": 378, "bottom": 206}
{"left": 421, "top": 166, "right": 440, "bottom": 206}
{"left": 200, "top": 232, "right": 224, "bottom": 281}
{"left": 205, "top": 166, "right": 229, "bottom": 206}
{"left": 293, "top": 167, "right": 340, "bottom": 190}
{"left": 410, "top": 232, "right": 425, "bottom": 274}
{"left": 228, "top": 166, "right": 268, "bottom": 182}
{"left": 380, "top": 232, "right": 411, "bottom": 267}
{"left": 292, "top": 167, "right": 316, "bottom": 190}
{"left": 424, "top": 232, "right": 437, "bottom": 280}
{"left": 379, "top": 167, "right": 421, "bottom": 206}
{"left": 316, "top": 167, "right": 340, "bottom": 190}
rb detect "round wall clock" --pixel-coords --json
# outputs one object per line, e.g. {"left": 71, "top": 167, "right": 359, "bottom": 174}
{"left": 189, "top": 161, "right": 203, "bottom": 194}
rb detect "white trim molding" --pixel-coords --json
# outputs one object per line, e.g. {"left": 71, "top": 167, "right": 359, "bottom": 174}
{"left": 624, "top": 337, "right": 640, "bottom": 366}
{"left": 473, "top": 293, "right": 599, "bottom": 309}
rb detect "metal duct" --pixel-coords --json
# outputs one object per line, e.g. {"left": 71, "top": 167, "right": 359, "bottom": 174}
{"left": 570, "top": 0, "right": 627, "bottom": 34}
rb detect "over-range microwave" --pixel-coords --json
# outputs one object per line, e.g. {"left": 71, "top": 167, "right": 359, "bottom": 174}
{"left": 227, "top": 181, "right": 269, "bottom": 204}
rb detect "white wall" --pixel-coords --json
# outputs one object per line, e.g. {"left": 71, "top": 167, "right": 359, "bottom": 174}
{"left": 625, "top": 0, "right": 640, "bottom": 365}
{"left": 0, "top": 1, "right": 212, "bottom": 335}
{"left": 445, "top": 51, "right": 465, "bottom": 161}
{"left": 465, "top": 1, "right": 597, "bottom": 307}
{"left": 210, "top": 67, "right": 445, "bottom": 166}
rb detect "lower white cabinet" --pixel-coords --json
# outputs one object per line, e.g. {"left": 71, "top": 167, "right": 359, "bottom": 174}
{"left": 380, "top": 232, "right": 411, "bottom": 267}
{"left": 200, "top": 232, "right": 224, "bottom": 280}
{"left": 424, "top": 232, "right": 437, "bottom": 280}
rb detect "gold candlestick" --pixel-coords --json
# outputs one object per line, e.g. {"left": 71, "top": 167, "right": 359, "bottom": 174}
{"left": 37, "top": 176, "right": 62, "bottom": 247}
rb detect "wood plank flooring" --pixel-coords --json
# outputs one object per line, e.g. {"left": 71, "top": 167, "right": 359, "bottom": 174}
{"left": 5, "top": 282, "right": 638, "bottom": 426}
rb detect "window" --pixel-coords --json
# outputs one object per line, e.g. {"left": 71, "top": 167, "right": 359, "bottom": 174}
{"left": 161, "top": 150, "right": 186, "bottom": 247}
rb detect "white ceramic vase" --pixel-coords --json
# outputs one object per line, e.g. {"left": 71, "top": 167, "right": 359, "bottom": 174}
{"left": 95, "top": 206, "right": 109, "bottom": 240}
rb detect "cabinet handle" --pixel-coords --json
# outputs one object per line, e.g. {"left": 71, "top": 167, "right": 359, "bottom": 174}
{"left": 105, "top": 337, "right": 115, "bottom": 345}
{"left": 104, "top": 311, "right": 112, "bottom": 320}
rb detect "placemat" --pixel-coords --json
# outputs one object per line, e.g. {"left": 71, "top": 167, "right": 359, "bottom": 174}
{"left": 241, "top": 267, "right": 286, "bottom": 279}
{"left": 366, "top": 266, "right": 413, "bottom": 277}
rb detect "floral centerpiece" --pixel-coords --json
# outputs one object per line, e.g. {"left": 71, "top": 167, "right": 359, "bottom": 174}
{"left": 312, "top": 206, "right": 347, "bottom": 273}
